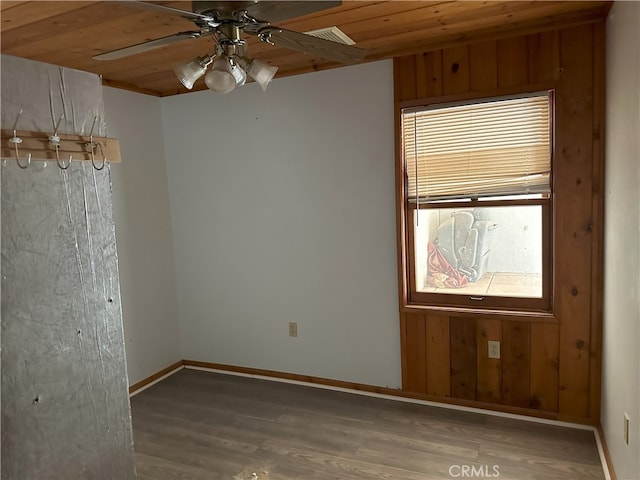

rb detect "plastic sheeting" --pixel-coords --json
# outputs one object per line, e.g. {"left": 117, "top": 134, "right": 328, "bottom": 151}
{"left": 1, "top": 55, "right": 135, "bottom": 479}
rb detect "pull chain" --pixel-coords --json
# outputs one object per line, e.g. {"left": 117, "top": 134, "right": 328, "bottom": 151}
{"left": 414, "top": 113, "right": 419, "bottom": 227}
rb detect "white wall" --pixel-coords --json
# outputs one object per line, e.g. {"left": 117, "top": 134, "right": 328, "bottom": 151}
{"left": 161, "top": 60, "right": 401, "bottom": 388}
{"left": 603, "top": 2, "right": 640, "bottom": 479}
{"left": 104, "top": 87, "right": 182, "bottom": 385}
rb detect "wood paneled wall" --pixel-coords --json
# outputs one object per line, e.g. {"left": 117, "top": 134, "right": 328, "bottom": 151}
{"left": 394, "top": 23, "right": 605, "bottom": 424}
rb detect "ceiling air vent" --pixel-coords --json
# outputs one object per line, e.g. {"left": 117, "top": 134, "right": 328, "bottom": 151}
{"left": 303, "top": 26, "right": 355, "bottom": 45}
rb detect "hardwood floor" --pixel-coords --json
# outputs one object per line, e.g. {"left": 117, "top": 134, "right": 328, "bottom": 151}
{"left": 131, "top": 368, "right": 604, "bottom": 480}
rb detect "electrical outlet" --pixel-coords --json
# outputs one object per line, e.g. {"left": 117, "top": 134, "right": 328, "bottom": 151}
{"left": 624, "top": 413, "right": 630, "bottom": 445}
{"left": 288, "top": 322, "right": 298, "bottom": 337}
{"left": 488, "top": 340, "right": 501, "bottom": 359}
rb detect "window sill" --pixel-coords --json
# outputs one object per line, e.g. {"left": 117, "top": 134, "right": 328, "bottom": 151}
{"left": 419, "top": 272, "right": 542, "bottom": 298}
{"left": 401, "top": 303, "right": 557, "bottom": 322}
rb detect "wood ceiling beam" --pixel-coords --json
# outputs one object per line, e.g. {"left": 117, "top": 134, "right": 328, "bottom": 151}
{"left": 1, "top": 2, "right": 191, "bottom": 57}
{"left": 0, "top": 1, "right": 29, "bottom": 12}
{"left": 0, "top": 1, "right": 100, "bottom": 31}
{"left": 364, "top": 5, "right": 610, "bottom": 59}
{"left": 0, "top": 0, "right": 612, "bottom": 97}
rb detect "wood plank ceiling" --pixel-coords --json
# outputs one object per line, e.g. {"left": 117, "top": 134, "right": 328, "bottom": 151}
{"left": 1, "top": 1, "right": 611, "bottom": 97}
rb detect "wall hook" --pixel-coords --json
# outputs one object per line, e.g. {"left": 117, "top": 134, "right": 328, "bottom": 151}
{"left": 9, "top": 108, "right": 31, "bottom": 169}
{"left": 49, "top": 113, "right": 71, "bottom": 169}
{"left": 86, "top": 115, "right": 105, "bottom": 170}
{"left": 94, "top": 142, "right": 107, "bottom": 170}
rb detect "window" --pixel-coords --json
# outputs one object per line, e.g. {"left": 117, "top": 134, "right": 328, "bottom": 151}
{"left": 399, "top": 92, "right": 553, "bottom": 312}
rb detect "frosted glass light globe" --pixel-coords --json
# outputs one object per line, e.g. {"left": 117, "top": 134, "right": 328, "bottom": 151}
{"left": 205, "top": 70, "right": 235, "bottom": 93}
{"left": 205, "top": 59, "right": 236, "bottom": 94}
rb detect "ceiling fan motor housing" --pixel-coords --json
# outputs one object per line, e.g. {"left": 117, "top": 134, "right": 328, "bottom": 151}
{"left": 192, "top": 1, "right": 257, "bottom": 17}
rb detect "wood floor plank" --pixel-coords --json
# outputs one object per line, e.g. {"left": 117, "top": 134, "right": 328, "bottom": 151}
{"left": 477, "top": 442, "right": 605, "bottom": 479}
{"left": 135, "top": 452, "right": 225, "bottom": 480}
{"left": 131, "top": 369, "right": 604, "bottom": 480}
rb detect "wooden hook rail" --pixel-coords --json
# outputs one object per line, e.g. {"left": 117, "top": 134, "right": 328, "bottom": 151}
{"left": 1, "top": 129, "right": 121, "bottom": 163}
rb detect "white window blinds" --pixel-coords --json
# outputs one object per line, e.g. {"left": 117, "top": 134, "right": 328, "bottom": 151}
{"left": 402, "top": 93, "right": 551, "bottom": 202}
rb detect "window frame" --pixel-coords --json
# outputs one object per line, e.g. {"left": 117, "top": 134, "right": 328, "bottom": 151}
{"left": 397, "top": 90, "right": 555, "bottom": 314}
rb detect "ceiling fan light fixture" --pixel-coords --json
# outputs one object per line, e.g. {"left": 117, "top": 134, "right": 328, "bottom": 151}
{"left": 205, "top": 58, "right": 237, "bottom": 94}
{"left": 244, "top": 59, "right": 278, "bottom": 92}
{"left": 173, "top": 55, "right": 213, "bottom": 90}
{"left": 90, "top": 2, "right": 367, "bottom": 94}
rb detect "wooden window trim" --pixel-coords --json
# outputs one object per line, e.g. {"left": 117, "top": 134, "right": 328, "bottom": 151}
{"left": 406, "top": 198, "right": 553, "bottom": 312}
{"left": 396, "top": 90, "right": 555, "bottom": 316}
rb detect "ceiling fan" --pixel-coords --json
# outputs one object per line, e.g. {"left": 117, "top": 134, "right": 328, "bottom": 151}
{"left": 94, "top": 1, "right": 367, "bottom": 94}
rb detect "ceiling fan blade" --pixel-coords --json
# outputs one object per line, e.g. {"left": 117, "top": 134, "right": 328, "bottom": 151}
{"left": 247, "top": 1, "right": 341, "bottom": 23}
{"left": 259, "top": 27, "right": 366, "bottom": 65}
{"left": 122, "top": 1, "right": 215, "bottom": 23}
{"left": 93, "top": 31, "right": 203, "bottom": 61}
